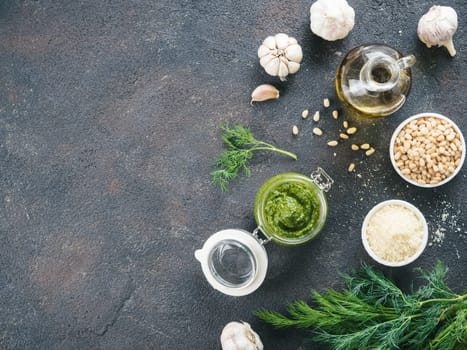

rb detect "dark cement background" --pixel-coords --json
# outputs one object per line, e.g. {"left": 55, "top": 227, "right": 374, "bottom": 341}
{"left": 0, "top": 1, "right": 465, "bottom": 349}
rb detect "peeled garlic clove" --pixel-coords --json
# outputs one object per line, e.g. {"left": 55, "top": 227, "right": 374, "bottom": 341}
{"left": 417, "top": 5, "right": 458, "bottom": 57}
{"left": 274, "top": 33, "right": 290, "bottom": 50}
{"left": 287, "top": 61, "right": 301, "bottom": 74}
{"left": 262, "top": 35, "right": 276, "bottom": 50}
{"left": 285, "top": 44, "right": 303, "bottom": 63}
{"left": 264, "top": 57, "right": 280, "bottom": 77}
{"left": 220, "top": 321, "right": 263, "bottom": 350}
{"left": 250, "top": 84, "right": 279, "bottom": 103}
{"left": 310, "top": 0, "right": 355, "bottom": 41}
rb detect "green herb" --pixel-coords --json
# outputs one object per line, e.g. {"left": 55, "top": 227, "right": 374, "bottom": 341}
{"left": 212, "top": 124, "right": 297, "bottom": 191}
{"left": 257, "top": 261, "right": 467, "bottom": 350}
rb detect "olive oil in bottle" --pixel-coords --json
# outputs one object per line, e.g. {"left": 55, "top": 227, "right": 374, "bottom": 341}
{"left": 336, "top": 44, "right": 415, "bottom": 117}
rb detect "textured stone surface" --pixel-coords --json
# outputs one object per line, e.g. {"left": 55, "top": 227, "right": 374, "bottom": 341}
{"left": 0, "top": 1, "right": 466, "bottom": 349}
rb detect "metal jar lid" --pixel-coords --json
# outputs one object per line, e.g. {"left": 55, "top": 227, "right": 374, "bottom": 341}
{"left": 194, "top": 229, "right": 268, "bottom": 296}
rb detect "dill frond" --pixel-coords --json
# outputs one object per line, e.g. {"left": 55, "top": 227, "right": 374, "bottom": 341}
{"left": 257, "top": 261, "right": 467, "bottom": 350}
{"left": 211, "top": 123, "right": 297, "bottom": 191}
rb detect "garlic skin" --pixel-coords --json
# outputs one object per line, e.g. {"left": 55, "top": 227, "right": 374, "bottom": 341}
{"left": 417, "top": 5, "right": 458, "bottom": 57}
{"left": 250, "top": 84, "right": 279, "bottom": 103}
{"left": 220, "top": 321, "right": 264, "bottom": 350}
{"left": 310, "top": 0, "right": 355, "bottom": 41}
{"left": 258, "top": 33, "right": 303, "bottom": 81}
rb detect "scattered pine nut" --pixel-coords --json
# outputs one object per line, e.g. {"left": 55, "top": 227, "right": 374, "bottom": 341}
{"left": 313, "top": 127, "right": 323, "bottom": 136}
{"left": 339, "top": 133, "right": 349, "bottom": 140}
{"left": 360, "top": 143, "right": 370, "bottom": 150}
{"left": 313, "top": 111, "right": 320, "bottom": 122}
{"left": 292, "top": 125, "right": 299, "bottom": 136}
{"left": 343, "top": 120, "right": 349, "bottom": 129}
{"left": 301, "top": 109, "right": 309, "bottom": 119}
{"left": 346, "top": 127, "right": 357, "bottom": 135}
{"left": 366, "top": 148, "right": 376, "bottom": 156}
{"left": 332, "top": 110, "right": 339, "bottom": 119}
{"left": 323, "top": 98, "right": 330, "bottom": 108}
{"left": 351, "top": 144, "right": 359, "bottom": 151}
{"left": 348, "top": 163, "right": 355, "bottom": 172}
{"left": 327, "top": 140, "right": 339, "bottom": 147}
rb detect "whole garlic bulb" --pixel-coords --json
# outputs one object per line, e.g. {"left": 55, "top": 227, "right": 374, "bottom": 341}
{"left": 417, "top": 5, "right": 458, "bottom": 57}
{"left": 220, "top": 321, "right": 264, "bottom": 350}
{"left": 258, "top": 33, "right": 303, "bottom": 81}
{"left": 310, "top": 0, "right": 355, "bottom": 41}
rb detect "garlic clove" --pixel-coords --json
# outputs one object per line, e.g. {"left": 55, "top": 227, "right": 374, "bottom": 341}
{"left": 262, "top": 35, "right": 276, "bottom": 50}
{"left": 288, "top": 37, "right": 298, "bottom": 45}
{"left": 250, "top": 84, "right": 280, "bottom": 103}
{"left": 278, "top": 60, "right": 289, "bottom": 81}
{"left": 259, "top": 53, "right": 275, "bottom": 68}
{"left": 274, "top": 33, "right": 290, "bottom": 50}
{"left": 287, "top": 61, "right": 301, "bottom": 74}
{"left": 264, "top": 57, "right": 280, "bottom": 77}
{"left": 285, "top": 44, "right": 303, "bottom": 63}
{"left": 279, "top": 56, "right": 289, "bottom": 65}
{"left": 257, "top": 45, "right": 271, "bottom": 59}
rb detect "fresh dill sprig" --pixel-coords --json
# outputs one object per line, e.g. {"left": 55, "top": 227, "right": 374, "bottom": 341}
{"left": 257, "top": 261, "right": 467, "bottom": 350}
{"left": 211, "top": 123, "right": 297, "bottom": 191}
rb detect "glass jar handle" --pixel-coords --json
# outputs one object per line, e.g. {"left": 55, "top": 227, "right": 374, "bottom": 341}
{"left": 358, "top": 53, "right": 416, "bottom": 93}
{"left": 396, "top": 54, "right": 416, "bottom": 70}
{"left": 310, "top": 167, "right": 334, "bottom": 192}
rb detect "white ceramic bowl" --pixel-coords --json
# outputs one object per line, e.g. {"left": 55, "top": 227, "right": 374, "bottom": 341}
{"left": 361, "top": 200, "right": 428, "bottom": 267}
{"left": 389, "top": 112, "right": 465, "bottom": 188}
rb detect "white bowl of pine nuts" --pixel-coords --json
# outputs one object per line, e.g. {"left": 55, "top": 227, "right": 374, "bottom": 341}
{"left": 390, "top": 113, "right": 465, "bottom": 187}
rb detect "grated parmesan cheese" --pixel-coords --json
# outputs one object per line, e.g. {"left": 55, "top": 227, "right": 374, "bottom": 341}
{"left": 365, "top": 204, "right": 424, "bottom": 262}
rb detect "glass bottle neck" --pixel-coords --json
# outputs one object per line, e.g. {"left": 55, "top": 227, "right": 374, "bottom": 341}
{"left": 360, "top": 54, "right": 416, "bottom": 93}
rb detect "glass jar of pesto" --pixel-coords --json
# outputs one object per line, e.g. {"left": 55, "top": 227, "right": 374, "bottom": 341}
{"left": 254, "top": 171, "right": 330, "bottom": 246}
{"left": 195, "top": 168, "right": 333, "bottom": 296}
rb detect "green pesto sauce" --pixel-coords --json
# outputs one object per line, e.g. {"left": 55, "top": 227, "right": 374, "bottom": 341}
{"left": 263, "top": 182, "right": 320, "bottom": 239}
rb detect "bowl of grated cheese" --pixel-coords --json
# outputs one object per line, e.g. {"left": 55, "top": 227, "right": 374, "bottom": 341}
{"left": 361, "top": 200, "right": 428, "bottom": 267}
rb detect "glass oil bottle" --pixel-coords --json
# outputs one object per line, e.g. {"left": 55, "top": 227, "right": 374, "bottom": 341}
{"left": 336, "top": 44, "right": 416, "bottom": 117}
